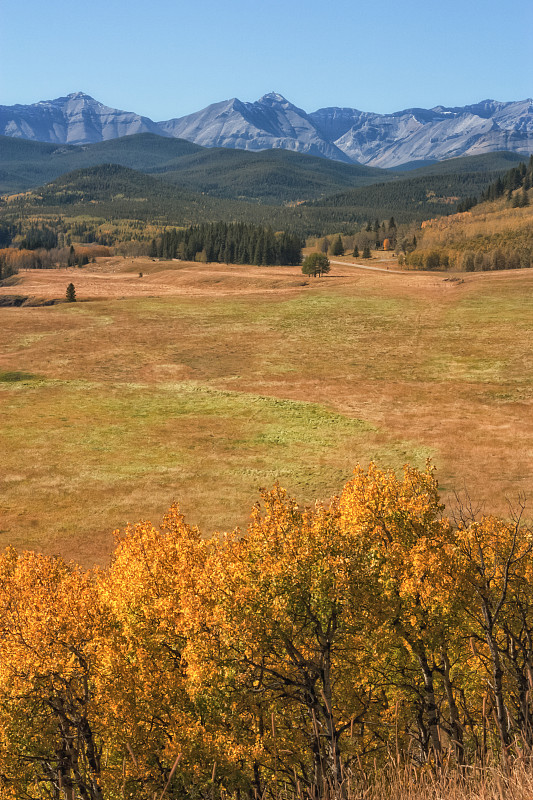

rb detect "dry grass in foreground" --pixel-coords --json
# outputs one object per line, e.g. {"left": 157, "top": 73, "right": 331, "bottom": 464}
{"left": 298, "top": 759, "right": 533, "bottom": 800}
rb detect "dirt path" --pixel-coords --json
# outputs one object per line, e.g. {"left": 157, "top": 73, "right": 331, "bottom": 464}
{"left": 329, "top": 259, "right": 408, "bottom": 275}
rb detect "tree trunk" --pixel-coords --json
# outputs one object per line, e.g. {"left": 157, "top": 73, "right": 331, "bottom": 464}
{"left": 441, "top": 649, "right": 464, "bottom": 764}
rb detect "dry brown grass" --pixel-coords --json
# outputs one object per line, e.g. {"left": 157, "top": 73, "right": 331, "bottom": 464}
{"left": 338, "top": 758, "right": 533, "bottom": 800}
{"left": 417, "top": 200, "right": 533, "bottom": 252}
{"left": 1, "top": 258, "right": 533, "bottom": 565}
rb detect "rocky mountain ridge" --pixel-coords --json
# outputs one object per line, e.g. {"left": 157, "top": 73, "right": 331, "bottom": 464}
{"left": 1, "top": 91, "right": 532, "bottom": 169}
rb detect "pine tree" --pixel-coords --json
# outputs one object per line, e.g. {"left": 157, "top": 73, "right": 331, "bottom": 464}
{"left": 301, "top": 252, "right": 330, "bottom": 277}
{"left": 66, "top": 283, "right": 76, "bottom": 303}
{"left": 353, "top": 245, "right": 360, "bottom": 258}
{"left": 330, "top": 235, "right": 344, "bottom": 256}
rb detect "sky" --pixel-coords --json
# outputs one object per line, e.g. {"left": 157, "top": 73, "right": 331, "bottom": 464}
{"left": 1, "top": 0, "right": 532, "bottom": 119}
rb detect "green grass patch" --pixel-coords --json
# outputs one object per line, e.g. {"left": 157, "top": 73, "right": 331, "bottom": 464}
{"left": 0, "top": 377, "right": 432, "bottom": 554}
{"left": 0, "top": 370, "right": 40, "bottom": 382}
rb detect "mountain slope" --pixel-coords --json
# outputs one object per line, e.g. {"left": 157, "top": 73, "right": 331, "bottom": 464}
{"left": 405, "top": 150, "right": 528, "bottom": 177}
{"left": 317, "top": 100, "right": 533, "bottom": 167}
{"left": 155, "top": 146, "right": 395, "bottom": 202}
{"left": 303, "top": 168, "right": 525, "bottom": 227}
{"left": 6, "top": 163, "right": 253, "bottom": 225}
{"left": 159, "top": 93, "right": 352, "bottom": 162}
{"left": 0, "top": 92, "right": 163, "bottom": 145}
{"left": 0, "top": 133, "right": 204, "bottom": 193}
{"left": 1, "top": 93, "right": 532, "bottom": 169}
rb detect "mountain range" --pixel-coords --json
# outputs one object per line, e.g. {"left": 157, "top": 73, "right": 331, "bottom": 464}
{"left": 1, "top": 92, "right": 533, "bottom": 169}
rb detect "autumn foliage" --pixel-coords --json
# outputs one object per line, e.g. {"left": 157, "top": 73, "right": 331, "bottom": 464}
{"left": 0, "top": 464, "right": 532, "bottom": 799}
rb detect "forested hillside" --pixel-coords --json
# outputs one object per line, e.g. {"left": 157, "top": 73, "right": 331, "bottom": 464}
{"left": 0, "top": 133, "right": 393, "bottom": 202}
{"left": 404, "top": 155, "right": 533, "bottom": 270}
{"left": 304, "top": 170, "right": 519, "bottom": 225}
{"left": 1, "top": 163, "right": 519, "bottom": 249}
{"left": 0, "top": 133, "right": 204, "bottom": 193}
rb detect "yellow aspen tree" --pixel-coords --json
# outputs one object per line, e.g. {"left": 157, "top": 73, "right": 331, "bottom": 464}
{"left": 338, "top": 463, "right": 464, "bottom": 764}
{"left": 0, "top": 549, "right": 105, "bottom": 800}
{"left": 99, "top": 505, "right": 242, "bottom": 799}
{"left": 192, "top": 483, "right": 382, "bottom": 795}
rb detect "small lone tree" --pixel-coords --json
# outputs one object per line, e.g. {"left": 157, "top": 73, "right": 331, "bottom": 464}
{"left": 353, "top": 245, "right": 360, "bottom": 258}
{"left": 362, "top": 246, "right": 371, "bottom": 259}
{"left": 66, "top": 283, "right": 76, "bottom": 302}
{"left": 302, "top": 252, "right": 330, "bottom": 277}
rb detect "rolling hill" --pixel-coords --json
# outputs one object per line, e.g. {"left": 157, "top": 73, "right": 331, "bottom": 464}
{"left": 0, "top": 131, "right": 527, "bottom": 211}
{"left": 302, "top": 160, "right": 530, "bottom": 225}
{"left": 0, "top": 132, "right": 394, "bottom": 202}
{"left": 3, "top": 153, "right": 530, "bottom": 240}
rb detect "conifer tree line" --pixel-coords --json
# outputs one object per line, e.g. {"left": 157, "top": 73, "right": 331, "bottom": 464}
{"left": 2, "top": 464, "right": 533, "bottom": 798}
{"left": 151, "top": 222, "right": 303, "bottom": 266}
{"left": 460, "top": 155, "right": 533, "bottom": 209}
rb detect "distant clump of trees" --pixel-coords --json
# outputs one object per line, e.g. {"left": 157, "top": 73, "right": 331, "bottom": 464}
{"left": 152, "top": 222, "right": 303, "bottom": 266}
{"left": 20, "top": 225, "right": 58, "bottom": 251}
{"left": 481, "top": 155, "right": 532, "bottom": 206}
{"left": 0, "top": 254, "right": 18, "bottom": 282}
{"left": 0, "top": 245, "right": 102, "bottom": 271}
{"left": 301, "top": 252, "right": 330, "bottom": 277}
{"left": 351, "top": 216, "right": 398, "bottom": 254}
{"left": 405, "top": 245, "right": 533, "bottom": 272}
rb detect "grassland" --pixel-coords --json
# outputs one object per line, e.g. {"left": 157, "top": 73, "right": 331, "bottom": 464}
{"left": 1, "top": 256, "right": 533, "bottom": 564}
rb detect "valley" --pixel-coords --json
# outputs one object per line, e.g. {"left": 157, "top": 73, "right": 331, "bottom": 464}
{"left": 1, "top": 256, "right": 532, "bottom": 564}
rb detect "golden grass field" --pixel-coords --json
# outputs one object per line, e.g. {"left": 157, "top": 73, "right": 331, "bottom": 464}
{"left": 1, "top": 255, "right": 533, "bottom": 565}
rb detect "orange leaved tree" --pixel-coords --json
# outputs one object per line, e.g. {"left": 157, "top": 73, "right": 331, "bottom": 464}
{"left": 0, "top": 549, "right": 105, "bottom": 800}
{"left": 190, "top": 464, "right": 452, "bottom": 794}
{"left": 99, "top": 504, "right": 244, "bottom": 799}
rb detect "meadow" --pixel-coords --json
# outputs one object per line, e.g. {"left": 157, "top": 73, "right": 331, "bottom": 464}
{"left": 1, "top": 255, "right": 533, "bottom": 564}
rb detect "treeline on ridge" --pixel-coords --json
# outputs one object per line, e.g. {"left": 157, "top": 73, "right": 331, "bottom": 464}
{"left": 481, "top": 154, "right": 533, "bottom": 206}
{"left": 153, "top": 222, "right": 303, "bottom": 266}
{"left": 457, "top": 154, "right": 533, "bottom": 211}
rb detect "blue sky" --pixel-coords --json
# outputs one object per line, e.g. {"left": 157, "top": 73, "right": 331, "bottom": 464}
{"left": 1, "top": 0, "right": 532, "bottom": 118}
